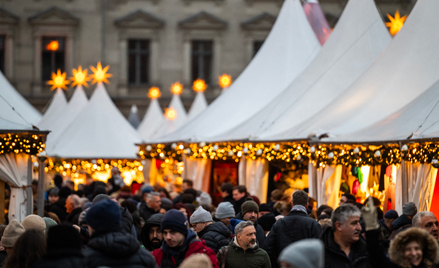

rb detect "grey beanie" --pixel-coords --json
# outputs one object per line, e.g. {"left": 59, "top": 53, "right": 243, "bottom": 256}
{"left": 197, "top": 192, "right": 212, "bottom": 206}
{"left": 403, "top": 202, "right": 417, "bottom": 216}
{"left": 2, "top": 220, "right": 25, "bottom": 248}
{"left": 279, "top": 239, "right": 324, "bottom": 268}
{"left": 43, "top": 217, "right": 58, "bottom": 235}
{"left": 215, "top": 202, "right": 235, "bottom": 219}
{"left": 190, "top": 206, "right": 213, "bottom": 224}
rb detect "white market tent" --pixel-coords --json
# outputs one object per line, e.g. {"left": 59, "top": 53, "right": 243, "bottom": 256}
{"left": 50, "top": 83, "right": 141, "bottom": 159}
{"left": 215, "top": 0, "right": 391, "bottom": 142}
{"left": 138, "top": 98, "right": 164, "bottom": 142}
{"left": 155, "top": 0, "right": 321, "bottom": 143}
{"left": 0, "top": 72, "right": 41, "bottom": 126}
{"left": 38, "top": 88, "right": 67, "bottom": 130}
{"left": 45, "top": 85, "right": 88, "bottom": 152}
{"left": 273, "top": 0, "right": 439, "bottom": 141}
{"left": 150, "top": 93, "right": 187, "bottom": 141}
{"left": 187, "top": 91, "right": 208, "bottom": 121}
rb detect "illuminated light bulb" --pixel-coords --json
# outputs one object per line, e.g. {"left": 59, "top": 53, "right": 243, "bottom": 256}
{"left": 386, "top": 10, "right": 407, "bottom": 36}
{"left": 219, "top": 74, "right": 232, "bottom": 88}
{"left": 165, "top": 108, "right": 177, "bottom": 120}
{"left": 179, "top": 144, "right": 184, "bottom": 150}
{"left": 228, "top": 150, "right": 234, "bottom": 157}
{"left": 171, "top": 82, "right": 183, "bottom": 95}
{"left": 193, "top": 79, "right": 207, "bottom": 92}
{"left": 47, "top": 69, "right": 69, "bottom": 90}
{"left": 171, "top": 143, "right": 177, "bottom": 149}
{"left": 90, "top": 62, "right": 112, "bottom": 84}
{"left": 71, "top": 66, "right": 91, "bottom": 87}
{"left": 46, "top": 40, "right": 59, "bottom": 51}
{"left": 237, "top": 151, "right": 243, "bottom": 157}
{"left": 146, "top": 145, "right": 152, "bottom": 152}
{"left": 149, "top": 87, "right": 161, "bottom": 99}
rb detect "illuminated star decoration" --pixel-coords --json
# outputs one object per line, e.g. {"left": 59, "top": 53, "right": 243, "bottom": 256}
{"left": 47, "top": 69, "right": 69, "bottom": 90}
{"left": 219, "top": 74, "right": 232, "bottom": 88}
{"left": 90, "top": 62, "right": 112, "bottom": 84}
{"left": 193, "top": 79, "right": 207, "bottom": 92}
{"left": 149, "top": 87, "right": 161, "bottom": 99}
{"left": 171, "top": 82, "right": 183, "bottom": 95}
{"left": 165, "top": 108, "right": 177, "bottom": 120}
{"left": 386, "top": 11, "right": 407, "bottom": 36}
{"left": 71, "top": 66, "right": 91, "bottom": 87}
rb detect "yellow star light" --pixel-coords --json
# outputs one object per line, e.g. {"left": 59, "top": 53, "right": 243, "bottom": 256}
{"left": 47, "top": 69, "right": 69, "bottom": 90}
{"left": 71, "top": 66, "right": 91, "bottom": 87}
{"left": 90, "top": 62, "right": 112, "bottom": 84}
{"left": 219, "top": 74, "right": 232, "bottom": 88}
{"left": 149, "top": 87, "right": 161, "bottom": 99}
{"left": 193, "top": 79, "right": 207, "bottom": 92}
{"left": 386, "top": 11, "right": 407, "bottom": 36}
{"left": 165, "top": 108, "right": 177, "bottom": 120}
{"left": 171, "top": 82, "right": 183, "bottom": 95}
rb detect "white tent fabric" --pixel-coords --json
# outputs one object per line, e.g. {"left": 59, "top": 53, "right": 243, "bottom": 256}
{"left": 238, "top": 158, "right": 269, "bottom": 203}
{"left": 215, "top": 0, "right": 390, "bottom": 142}
{"left": 38, "top": 88, "right": 67, "bottom": 131}
{"left": 187, "top": 92, "right": 208, "bottom": 121}
{"left": 183, "top": 157, "right": 211, "bottom": 193}
{"left": 316, "top": 165, "right": 342, "bottom": 208}
{"left": 50, "top": 83, "right": 141, "bottom": 159}
{"left": 128, "top": 105, "right": 141, "bottom": 129}
{"left": 0, "top": 118, "right": 32, "bottom": 131}
{"left": 138, "top": 98, "right": 164, "bottom": 142}
{"left": 150, "top": 94, "right": 187, "bottom": 140}
{"left": 276, "top": 0, "right": 439, "bottom": 141}
{"left": 404, "top": 162, "right": 437, "bottom": 212}
{"left": 0, "top": 153, "right": 31, "bottom": 222}
{"left": 0, "top": 72, "right": 41, "bottom": 127}
{"left": 45, "top": 85, "right": 88, "bottom": 152}
{"left": 155, "top": 0, "right": 320, "bottom": 143}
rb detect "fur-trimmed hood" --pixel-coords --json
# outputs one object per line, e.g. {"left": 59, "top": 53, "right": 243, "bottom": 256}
{"left": 389, "top": 227, "right": 439, "bottom": 268}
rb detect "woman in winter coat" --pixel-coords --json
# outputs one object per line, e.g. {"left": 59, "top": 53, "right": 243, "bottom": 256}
{"left": 362, "top": 198, "right": 439, "bottom": 268}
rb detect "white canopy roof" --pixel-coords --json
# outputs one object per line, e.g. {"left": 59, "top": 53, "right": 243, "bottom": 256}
{"left": 150, "top": 94, "right": 187, "bottom": 141}
{"left": 0, "top": 118, "right": 32, "bottom": 131}
{"left": 49, "top": 83, "right": 141, "bottom": 159}
{"left": 0, "top": 71, "right": 41, "bottom": 127}
{"left": 275, "top": 0, "right": 439, "bottom": 141}
{"left": 137, "top": 98, "right": 164, "bottom": 142}
{"left": 187, "top": 92, "right": 208, "bottom": 121}
{"left": 45, "top": 85, "right": 88, "bottom": 152}
{"left": 38, "top": 88, "right": 67, "bottom": 130}
{"left": 155, "top": 0, "right": 320, "bottom": 143}
{"left": 215, "top": 0, "right": 390, "bottom": 142}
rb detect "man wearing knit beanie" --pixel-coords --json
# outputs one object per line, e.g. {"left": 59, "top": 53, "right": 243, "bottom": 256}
{"left": 279, "top": 239, "right": 324, "bottom": 268}
{"left": 152, "top": 209, "right": 219, "bottom": 267}
{"left": 190, "top": 207, "right": 231, "bottom": 253}
{"left": 22, "top": 215, "right": 46, "bottom": 234}
{"left": 2, "top": 220, "right": 25, "bottom": 253}
{"left": 83, "top": 199, "right": 156, "bottom": 268}
{"left": 215, "top": 202, "right": 235, "bottom": 227}
{"left": 232, "top": 198, "right": 266, "bottom": 246}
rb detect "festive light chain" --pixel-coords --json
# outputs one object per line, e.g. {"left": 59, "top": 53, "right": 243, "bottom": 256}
{"left": 0, "top": 134, "right": 45, "bottom": 155}
{"left": 45, "top": 158, "right": 144, "bottom": 175}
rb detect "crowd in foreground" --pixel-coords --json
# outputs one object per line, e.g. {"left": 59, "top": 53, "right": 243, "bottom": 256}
{"left": 0, "top": 172, "right": 438, "bottom": 268}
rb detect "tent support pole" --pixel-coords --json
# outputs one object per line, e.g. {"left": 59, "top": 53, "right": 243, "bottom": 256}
{"left": 401, "top": 159, "right": 408, "bottom": 205}
{"left": 37, "top": 156, "right": 46, "bottom": 217}
{"left": 0, "top": 181, "right": 4, "bottom": 224}
{"left": 26, "top": 156, "right": 33, "bottom": 217}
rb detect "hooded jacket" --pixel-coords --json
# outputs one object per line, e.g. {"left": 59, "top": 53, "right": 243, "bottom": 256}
{"left": 263, "top": 209, "right": 322, "bottom": 268}
{"left": 234, "top": 212, "right": 265, "bottom": 246}
{"left": 366, "top": 227, "right": 439, "bottom": 268}
{"left": 198, "top": 222, "right": 232, "bottom": 253}
{"left": 32, "top": 249, "right": 86, "bottom": 268}
{"left": 152, "top": 229, "right": 219, "bottom": 268}
{"left": 83, "top": 230, "right": 157, "bottom": 268}
{"left": 389, "top": 214, "right": 412, "bottom": 240}
{"left": 320, "top": 227, "right": 371, "bottom": 268}
{"left": 217, "top": 237, "right": 271, "bottom": 268}
{"left": 141, "top": 213, "right": 164, "bottom": 251}
{"left": 139, "top": 201, "right": 159, "bottom": 222}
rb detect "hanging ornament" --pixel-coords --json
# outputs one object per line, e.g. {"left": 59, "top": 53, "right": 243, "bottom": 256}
{"left": 274, "top": 144, "right": 280, "bottom": 151}
{"left": 432, "top": 159, "right": 439, "bottom": 169}
{"left": 328, "top": 152, "right": 334, "bottom": 159}
{"left": 256, "top": 149, "right": 263, "bottom": 156}
{"left": 243, "top": 148, "right": 249, "bottom": 154}
{"left": 401, "top": 144, "right": 408, "bottom": 152}
{"left": 228, "top": 150, "right": 234, "bottom": 157}
{"left": 171, "top": 143, "right": 177, "bottom": 150}
{"left": 185, "top": 148, "right": 191, "bottom": 154}
{"left": 213, "top": 145, "right": 219, "bottom": 151}
{"left": 310, "top": 146, "right": 316, "bottom": 153}
{"left": 352, "top": 179, "right": 360, "bottom": 194}
{"left": 146, "top": 145, "right": 152, "bottom": 152}
{"left": 296, "top": 155, "right": 302, "bottom": 161}
{"left": 199, "top": 142, "right": 206, "bottom": 148}
{"left": 353, "top": 147, "right": 360, "bottom": 154}
{"left": 91, "top": 159, "right": 97, "bottom": 164}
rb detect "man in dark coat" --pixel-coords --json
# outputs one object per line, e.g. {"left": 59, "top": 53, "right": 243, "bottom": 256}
{"left": 141, "top": 213, "right": 164, "bottom": 251}
{"left": 320, "top": 204, "right": 370, "bottom": 268}
{"left": 65, "top": 194, "right": 82, "bottom": 225}
{"left": 232, "top": 185, "right": 247, "bottom": 214}
{"left": 139, "top": 192, "right": 161, "bottom": 222}
{"left": 233, "top": 199, "right": 266, "bottom": 246}
{"left": 82, "top": 199, "right": 157, "bottom": 268}
{"left": 220, "top": 183, "right": 235, "bottom": 206}
{"left": 32, "top": 225, "right": 86, "bottom": 268}
{"left": 152, "top": 209, "right": 219, "bottom": 268}
{"left": 190, "top": 206, "right": 231, "bottom": 253}
{"left": 263, "top": 190, "right": 322, "bottom": 268}
{"left": 389, "top": 202, "right": 417, "bottom": 240}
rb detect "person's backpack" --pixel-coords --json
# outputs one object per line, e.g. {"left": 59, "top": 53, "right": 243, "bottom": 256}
{"left": 218, "top": 246, "right": 228, "bottom": 268}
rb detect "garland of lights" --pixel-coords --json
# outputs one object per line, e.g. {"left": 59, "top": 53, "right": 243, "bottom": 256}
{"left": 0, "top": 133, "right": 46, "bottom": 155}
{"left": 45, "top": 158, "right": 143, "bottom": 175}
{"left": 139, "top": 141, "right": 439, "bottom": 168}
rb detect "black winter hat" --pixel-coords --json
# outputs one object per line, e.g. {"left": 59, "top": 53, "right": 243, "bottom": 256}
{"left": 161, "top": 209, "right": 188, "bottom": 236}
{"left": 47, "top": 225, "right": 82, "bottom": 252}
{"left": 258, "top": 213, "right": 276, "bottom": 232}
{"left": 259, "top": 203, "right": 271, "bottom": 213}
{"left": 86, "top": 199, "right": 121, "bottom": 232}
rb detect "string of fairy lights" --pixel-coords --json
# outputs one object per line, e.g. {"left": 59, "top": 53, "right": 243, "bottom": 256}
{"left": 138, "top": 141, "right": 439, "bottom": 168}
{"left": 44, "top": 158, "right": 144, "bottom": 175}
{"left": 0, "top": 133, "right": 46, "bottom": 156}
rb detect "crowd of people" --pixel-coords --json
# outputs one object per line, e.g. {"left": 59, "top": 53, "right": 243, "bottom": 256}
{"left": 1, "top": 171, "right": 439, "bottom": 268}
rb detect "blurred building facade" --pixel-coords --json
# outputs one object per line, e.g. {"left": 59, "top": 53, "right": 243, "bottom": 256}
{"left": 0, "top": 0, "right": 416, "bottom": 117}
